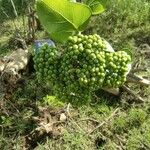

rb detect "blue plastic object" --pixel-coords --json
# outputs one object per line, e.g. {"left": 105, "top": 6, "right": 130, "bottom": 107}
{"left": 34, "top": 39, "right": 55, "bottom": 53}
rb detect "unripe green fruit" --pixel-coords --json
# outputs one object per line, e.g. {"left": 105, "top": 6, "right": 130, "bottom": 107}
{"left": 87, "top": 44, "right": 92, "bottom": 48}
{"left": 34, "top": 34, "right": 131, "bottom": 102}
{"left": 73, "top": 45, "right": 78, "bottom": 50}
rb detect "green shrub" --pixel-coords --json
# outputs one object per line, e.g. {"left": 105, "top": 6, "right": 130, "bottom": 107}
{"left": 43, "top": 95, "right": 65, "bottom": 108}
{"left": 112, "top": 108, "right": 147, "bottom": 133}
{"left": 126, "top": 128, "right": 142, "bottom": 150}
{"left": 112, "top": 113, "right": 128, "bottom": 133}
{"left": 128, "top": 108, "right": 147, "bottom": 127}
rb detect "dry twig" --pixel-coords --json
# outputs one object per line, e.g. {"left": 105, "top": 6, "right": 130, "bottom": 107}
{"left": 79, "top": 118, "right": 99, "bottom": 123}
{"left": 102, "top": 88, "right": 120, "bottom": 95}
{"left": 122, "top": 85, "right": 144, "bottom": 102}
{"left": 88, "top": 108, "right": 120, "bottom": 135}
{"left": 66, "top": 103, "right": 86, "bottom": 133}
{"left": 127, "top": 73, "right": 150, "bottom": 86}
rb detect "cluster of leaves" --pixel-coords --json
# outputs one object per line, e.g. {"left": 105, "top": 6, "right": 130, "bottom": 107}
{"left": 36, "top": 0, "right": 105, "bottom": 42}
{"left": 33, "top": 33, "right": 131, "bottom": 103}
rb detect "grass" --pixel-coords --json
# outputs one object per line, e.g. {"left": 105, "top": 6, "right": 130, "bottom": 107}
{"left": 1, "top": 82, "right": 150, "bottom": 149}
{"left": 0, "top": 0, "right": 150, "bottom": 149}
{"left": 0, "top": 16, "right": 28, "bottom": 56}
{"left": 87, "top": 0, "right": 150, "bottom": 50}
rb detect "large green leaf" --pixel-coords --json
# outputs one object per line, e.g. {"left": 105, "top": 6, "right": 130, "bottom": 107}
{"left": 84, "top": 0, "right": 105, "bottom": 15}
{"left": 36, "top": 0, "right": 92, "bottom": 42}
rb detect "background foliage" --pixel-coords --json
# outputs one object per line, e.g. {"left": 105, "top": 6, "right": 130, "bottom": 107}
{"left": 0, "top": 0, "right": 35, "bottom": 22}
{"left": 87, "top": 0, "right": 150, "bottom": 50}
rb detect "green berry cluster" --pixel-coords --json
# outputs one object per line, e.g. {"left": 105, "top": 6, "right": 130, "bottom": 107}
{"left": 33, "top": 44, "right": 59, "bottom": 83}
{"left": 33, "top": 34, "right": 131, "bottom": 102}
{"left": 104, "top": 51, "right": 131, "bottom": 88}
{"left": 60, "top": 34, "right": 106, "bottom": 91}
